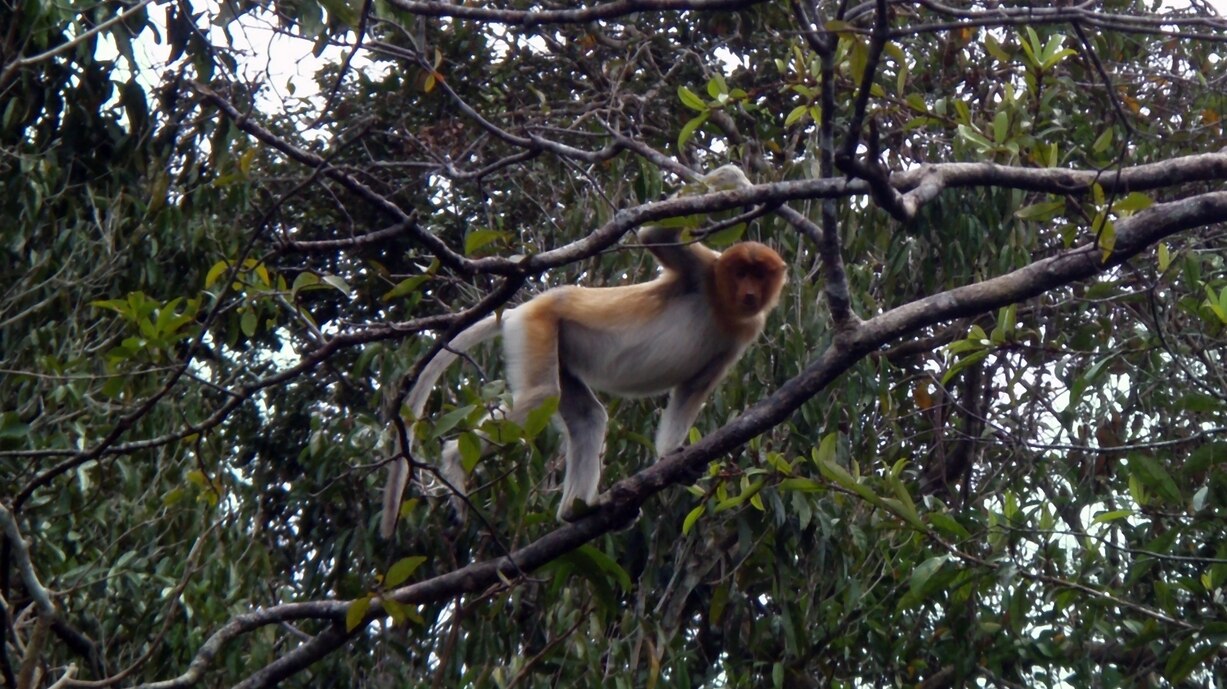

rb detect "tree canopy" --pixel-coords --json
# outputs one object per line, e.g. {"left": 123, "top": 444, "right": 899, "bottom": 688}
{"left": 2, "top": 1, "right": 1227, "bottom": 687}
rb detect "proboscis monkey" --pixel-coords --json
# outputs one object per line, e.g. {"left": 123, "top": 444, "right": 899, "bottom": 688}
{"left": 381, "top": 166, "right": 785, "bottom": 536}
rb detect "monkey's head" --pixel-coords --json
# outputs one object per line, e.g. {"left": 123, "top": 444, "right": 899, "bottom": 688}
{"left": 713, "top": 242, "right": 787, "bottom": 319}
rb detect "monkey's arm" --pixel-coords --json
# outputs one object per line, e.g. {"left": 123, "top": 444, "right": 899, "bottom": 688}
{"left": 638, "top": 165, "right": 752, "bottom": 285}
{"left": 638, "top": 225, "right": 717, "bottom": 289}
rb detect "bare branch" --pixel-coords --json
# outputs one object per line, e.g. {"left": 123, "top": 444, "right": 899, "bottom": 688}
{"left": 385, "top": 0, "right": 768, "bottom": 26}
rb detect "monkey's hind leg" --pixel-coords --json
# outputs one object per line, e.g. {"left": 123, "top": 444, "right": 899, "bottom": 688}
{"left": 502, "top": 300, "right": 565, "bottom": 416}
{"left": 557, "top": 371, "right": 607, "bottom": 521}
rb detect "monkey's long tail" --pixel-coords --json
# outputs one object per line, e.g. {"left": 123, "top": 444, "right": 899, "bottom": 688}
{"left": 380, "top": 315, "right": 503, "bottom": 539}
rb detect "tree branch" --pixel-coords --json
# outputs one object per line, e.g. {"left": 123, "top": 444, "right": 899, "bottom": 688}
{"left": 384, "top": 0, "right": 768, "bottom": 26}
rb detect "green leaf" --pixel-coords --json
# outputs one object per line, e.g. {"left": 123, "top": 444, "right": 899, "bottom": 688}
{"left": 815, "top": 454, "right": 878, "bottom": 505}
{"left": 1157, "top": 242, "right": 1172, "bottom": 272}
{"left": 884, "top": 466, "right": 918, "bottom": 519}
{"left": 1091, "top": 128, "right": 1113, "bottom": 153}
{"left": 90, "top": 297, "right": 131, "bottom": 315}
{"left": 709, "top": 582, "right": 729, "bottom": 623}
{"left": 458, "top": 431, "right": 483, "bottom": 474}
{"left": 240, "top": 310, "right": 257, "bottom": 337}
{"left": 928, "top": 512, "right": 971, "bottom": 540}
{"left": 387, "top": 598, "right": 426, "bottom": 625}
{"left": 574, "top": 544, "right": 631, "bottom": 591}
{"left": 682, "top": 504, "right": 705, "bottom": 535}
{"left": 382, "top": 598, "right": 408, "bottom": 626}
{"left": 704, "top": 223, "right": 746, "bottom": 247}
{"left": 984, "top": 34, "right": 1010, "bottom": 63}
{"left": 382, "top": 274, "right": 430, "bottom": 302}
{"left": 813, "top": 432, "right": 838, "bottom": 467}
{"left": 152, "top": 297, "right": 184, "bottom": 333}
{"left": 1127, "top": 454, "right": 1182, "bottom": 504}
{"left": 1041, "top": 140, "right": 1059, "bottom": 167}
{"left": 1096, "top": 218, "right": 1116, "bottom": 263}
{"left": 1021, "top": 28, "right": 1042, "bottom": 67}
{"left": 398, "top": 497, "right": 419, "bottom": 520}
{"left": 992, "top": 110, "right": 1009, "bottom": 143}
{"left": 479, "top": 417, "right": 522, "bottom": 446}
{"left": 713, "top": 479, "right": 765, "bottom": 513}
{"left": 778, "top": 477, "right": 822, "bottom": 492}
{"left": 1176, "top": 393, "right": 1219, "bottom": 414}
{"left": 634, "top": 158, "right": 663, "bottom": 203}
{"left": 1092, "top": 509, "right": 1133, "bottom": 524}
{"left": 162, "top": 487, "right": 186, "bottom": 507}
{"left": 1203, "top": 286, "right": 1227, "bottom": 324}
{"left": 941, "top": 349, "right": 988, "bottom": 385}
{"left": 765, "top": 452, "right": 794, "bottom": 476}
{"left": 322, "top": 274, "right": 352, "bottom": 297}
{"left": 319, "top": 0, "right": 358, "bottom": 25}
{"left": 0, "top": 413, "right": 29, "bottom": 440}
{"left": 205, "top": 260, "right": 230, "bottom": 288}
{"left": 1114, "top": 192, "right": 1153, "bottom": 213}
{"left": 1164, "top": 638, "right": 1195, "bottom": 682}
{"left": 677, "top": 112, "right": 708, "bottom": 149}
{"left": 956, "top": 123, "right": 993, "bottom": 150}
{"left": 848, "top": 35, "right": 868, "bottom": 86}
{"left": 385, "top": 556, "right": 428, "bottom": 587}
{"left": 1014, "top": 200, "right": 1064, "bottom": 221}
{"left": 1041, "top": 47, "right": 1077, "bottom": 70}
{"left": 291, "top": 271, "right": 321, "bottom": 296}
{"left": 909, "top": 555, "right": 948, "bottom": 598}
{"left": 1184, "top": 442, "right": 1227, "bottom": 475}
{"left": 346, "top": 595, "right": 372, "bottom": 631}
{"left": 678, "top": 85, "right": 707, "bottom": 112}
{"left": 784, "top": 104, "right": 809, "bottom": 127}
{"left": 523, "top": 396, "right": 558, "bottom": 439}
{"left": 429, "top": 404, "right": 476, "bottom": 438}
{"left": 1000, "top": 304, "right": 1017, "bottom": 339}
{"left": 464, "top": 229, "right": 505, "bottom": 256}
{"left": 244, "top": 258, "right": 271, "bottom": 287}
{"left": 1169, "top": 641, "right": 1218, "bottom": 683}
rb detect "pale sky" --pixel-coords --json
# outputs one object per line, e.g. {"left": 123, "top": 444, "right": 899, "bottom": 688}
{"left": 103, "top": 2, "right": 1227, "bottom": 117}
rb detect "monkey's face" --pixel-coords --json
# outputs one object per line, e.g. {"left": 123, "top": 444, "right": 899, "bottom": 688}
{"left": 714, "top": 242, "right": 787, "bottom": 319}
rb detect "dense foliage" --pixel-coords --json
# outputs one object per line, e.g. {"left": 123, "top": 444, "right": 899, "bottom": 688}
{"left": 2, "top": 1, "right": 1227, "bottom": 687}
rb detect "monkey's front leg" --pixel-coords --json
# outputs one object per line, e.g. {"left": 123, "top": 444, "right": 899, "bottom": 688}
{"left": 655, "top": 363, "right": 733, "bottom": 483}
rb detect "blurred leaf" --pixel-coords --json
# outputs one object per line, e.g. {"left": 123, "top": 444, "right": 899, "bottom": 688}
{"left": 385, "top": 556, "right": 428, "bottom": 587}
{"left": 1127, "top": 454, "right": 1182, "bottom": 504}
{"left": 678, "top": 112, "right": 709, "bottom": 149}
{"left": 678, "top": 85, "right": 707, "bottom": 112}
{"left": 682, "top": 504, "right": 705, "bottom": 535}
{"left": 346, "top": 595, "right": 372, "bottom": 632}
{"left": 322, "top": 275, "right": 351, "bottom": 297}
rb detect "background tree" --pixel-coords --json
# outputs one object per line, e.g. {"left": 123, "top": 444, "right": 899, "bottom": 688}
{"left": 2, "top": 1, "right": 1227, "bottom": 687}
